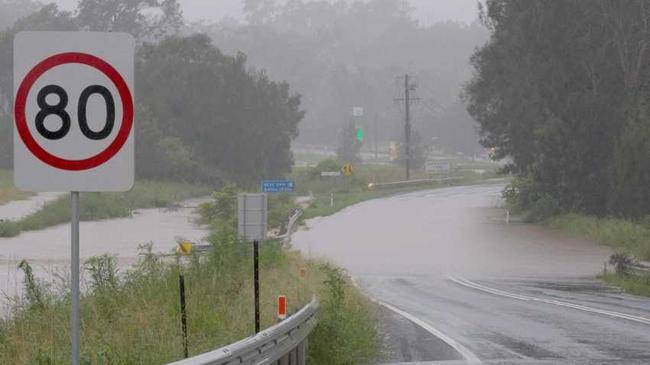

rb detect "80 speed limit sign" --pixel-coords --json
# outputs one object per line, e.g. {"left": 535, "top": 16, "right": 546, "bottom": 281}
{"left": 14, "top": 32, "right": 134, "bottom": 192}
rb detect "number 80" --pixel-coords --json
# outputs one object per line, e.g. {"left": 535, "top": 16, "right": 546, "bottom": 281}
{"left": 35, "top": 84, "right": 115, "bottom": 140}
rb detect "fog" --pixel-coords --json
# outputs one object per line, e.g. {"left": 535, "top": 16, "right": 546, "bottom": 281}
{"left": 52, "top": 0, "right": 481, "bottom": 25}
{"left": 0, "top": 0, "right": 488, "bottom": 182}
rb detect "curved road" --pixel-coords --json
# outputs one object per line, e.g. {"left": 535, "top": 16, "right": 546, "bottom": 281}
{"left": 292, "top": 184, "right": 650, "bottom": 364}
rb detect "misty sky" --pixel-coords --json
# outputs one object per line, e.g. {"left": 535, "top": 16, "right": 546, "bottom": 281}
{"left": 51, "top": 0, "right": 481, "bottom": 25}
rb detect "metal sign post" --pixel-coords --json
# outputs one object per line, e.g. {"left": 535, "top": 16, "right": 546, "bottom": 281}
{"left": 253, "top": 240, "right": 260, "bottom": 333}
{"left": 179, "top": 274, "right": 189, "bottom": 358}
{"left": 71, "top": 191, "right": 80, "bottom": 365}
{"left": 238, "top": 193, "right": 267, "bottom": 334}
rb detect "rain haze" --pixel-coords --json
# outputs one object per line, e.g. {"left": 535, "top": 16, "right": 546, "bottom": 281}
{"left": 1, "top": 1, "right": 650, "bottom": 364}
{"left": 52, "top": 0, "right": 481, "bottom": 25}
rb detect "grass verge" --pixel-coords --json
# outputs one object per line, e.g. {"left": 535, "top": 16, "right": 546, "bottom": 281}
{"left": 546, "top": 213, "right": 650, "bottom": 260}
{"left": 0, "top": 170, "right": 32, "bottom": 205}
{"left": 545, "top": 213, "right": 650, "bottom": 298}
{"left": 601, "top": 272, "right": 650, "bottom": 297}
{"left": 0, "top": 180, "right": 211, "bottom": 238}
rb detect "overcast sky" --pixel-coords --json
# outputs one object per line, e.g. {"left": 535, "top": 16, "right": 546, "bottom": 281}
{"left": 51, "top": 0, "right": 481, "bottom": 25}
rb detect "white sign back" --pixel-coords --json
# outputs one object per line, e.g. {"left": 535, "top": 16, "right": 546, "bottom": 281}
{"left": 14, "top": 32, "right": 135, "bottom": 192}
{"left": 238, "top": 193, "right": 268, "bottom": 242}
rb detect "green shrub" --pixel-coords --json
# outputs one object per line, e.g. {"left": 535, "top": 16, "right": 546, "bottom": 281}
{"left": 308, "top": 264, "right": 380, "bottom": 365}
{"left": 0, "top": 221, "right": 20, "bottom": 237}
{"left": 527, "top": 193, "right": 561, "bottom": 222}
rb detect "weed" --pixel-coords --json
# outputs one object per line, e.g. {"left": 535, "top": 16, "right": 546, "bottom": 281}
{"left": 17, "top": 260, "right": 44, "bottom": 310}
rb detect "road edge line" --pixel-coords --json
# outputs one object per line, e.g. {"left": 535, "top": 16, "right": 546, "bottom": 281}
{"left": 448, "top": 276, "right": 650, "bottom": 326}
{"left": 349, "top": 277, "right": 482, "bottom": 364}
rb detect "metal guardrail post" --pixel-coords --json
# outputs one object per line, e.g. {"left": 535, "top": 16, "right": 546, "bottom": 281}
{"left": 297, "top": 339, "right": 307, "bottom": 365}
{"left": 279, "top": 354, "right": 289, "bottom": 365}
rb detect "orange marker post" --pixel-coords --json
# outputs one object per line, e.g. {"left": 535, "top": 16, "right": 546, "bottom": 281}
{"left": 277, "top": 295, "right": 287, "bottom": 321}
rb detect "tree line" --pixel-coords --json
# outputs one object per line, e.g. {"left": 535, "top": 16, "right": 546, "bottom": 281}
{"left": 465, "top": 0, "right": 650, "bottom": 218}
{"left": 202, "top": 0, "right": 487, "bottom": 156}
{"left": 0, "top": 0, "right": 303, "bottom": 185}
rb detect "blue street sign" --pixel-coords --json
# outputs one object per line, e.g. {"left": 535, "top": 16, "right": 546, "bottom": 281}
{"left": 261, "top": 180, "right": 295, "bottom": 193}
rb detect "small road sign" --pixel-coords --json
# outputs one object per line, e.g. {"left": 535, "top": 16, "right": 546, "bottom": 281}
{"left": 238, "top": 193, "right": 267, "bottom": 242}
{"left": 342, "top": 163, "right": 354, "bottom": 176}
{"left": 262, "top": 180, "right": 295, "bottom": 193}
{"left": 176, "top": 240, "right": 193, "bottom": 255}
{"left": 352, "top": 106, "right": 364, "bottom": 117}
{"left": 14, "top": 32, "right": 135, "bottom": 192}
{"left": 425, "top": 160, "right": 452, "bottom": 174}
{"left": 321, "top": 171, "right": 341, "bottom": 177}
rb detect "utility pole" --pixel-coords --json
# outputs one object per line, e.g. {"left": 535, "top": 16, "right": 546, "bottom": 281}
{"left": 395, "top": 74, "right": 419, "bottom": 180}
{"left": 404, "top": 74, "right": 411, "bottom": 180}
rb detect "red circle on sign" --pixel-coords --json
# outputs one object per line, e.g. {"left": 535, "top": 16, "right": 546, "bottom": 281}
{"left": 14, "top": 52, "right": 133, "bottom": 171}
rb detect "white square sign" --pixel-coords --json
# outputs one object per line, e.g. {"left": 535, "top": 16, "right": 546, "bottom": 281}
{"left": 238, "top": 193, "right": 268, "bottom": 242}
{"left": 14, "top": 32, "right": 135, "bottom": 192}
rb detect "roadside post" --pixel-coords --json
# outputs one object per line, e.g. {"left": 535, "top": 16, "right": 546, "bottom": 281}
{"left": 176, "top": 241, "right": 192, "bottom": 358}
{"left": 238, "top": 193, "right": 267, "bottom": 334}
{"left": 13, "top": 32, "right": 134, "bottom": 365}
{"left": 277, "top": 295, "right": 287, "bottom": 321}
{"left": 179, "top": 274, "right": 189, "bottom": 358}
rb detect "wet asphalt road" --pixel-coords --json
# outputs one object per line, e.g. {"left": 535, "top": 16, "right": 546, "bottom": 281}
{"left": 292, "top": 184, "right": 650, "bottom": 364}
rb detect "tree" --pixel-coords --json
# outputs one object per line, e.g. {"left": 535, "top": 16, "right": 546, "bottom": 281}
{"left": 0, "top": 4, "right": 77, "bottom": 168}
{"left": 336, "top": 120, "right": 361, "bottom": 164}
{"left": 137, "top": 34, "right": 303, "bottom": 183}
{"left": 0, "top": 0, "right": 41, "bottom": 31}
{"left": 464, "top": 0, "right": 650, "bottom": 217}
{"left": 202, "top": 0, "right": 487, "bottom": 155}
{"left": 76, "top": 0, "right": 182, "bottom": 41}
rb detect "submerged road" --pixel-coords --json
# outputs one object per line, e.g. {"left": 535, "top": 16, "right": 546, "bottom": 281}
{"left": 292, "top": 184, "right": 650, "bottom": 364}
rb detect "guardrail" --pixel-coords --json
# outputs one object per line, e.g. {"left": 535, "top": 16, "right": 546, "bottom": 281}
{"left": 168, "top": 298, "right": 318, "bottom": 365}
{"left": 625, "top": 262, "right": 650, "bottom": 274}
{"left": 368, "top": 176, "right": 464, "bottom": 190}
{"left": 274, "top": 208, "right": 303, "bottom": 244}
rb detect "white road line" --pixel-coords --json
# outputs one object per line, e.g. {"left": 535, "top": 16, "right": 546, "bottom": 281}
{"left": 348, "top": 277, "right": 481, "bottom": 364}
{"left": 448, "top": 276, "right": 650, "bottom": 326}
{"left": 378, "top": 300, "right": 482, "bottom": 365}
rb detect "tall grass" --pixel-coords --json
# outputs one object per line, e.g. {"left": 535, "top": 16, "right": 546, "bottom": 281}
{"left": 0, "top": 180, "right": 211, "bottom": 237}
{"left": 547, "top": 213, "right": 650, "bottom": 260}
{"left": 601, "top": 272, "right": 650, "bottom": 297}
{"left": 0, "top": 241, "right": 380, "bottom": 363}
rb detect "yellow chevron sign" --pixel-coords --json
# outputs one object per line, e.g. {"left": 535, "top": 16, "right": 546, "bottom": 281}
{"left": 342, "top": 163, "right": 353, "bottom": 176}
{"left": 177, "top": 240, "right": 193, "bottom": 255}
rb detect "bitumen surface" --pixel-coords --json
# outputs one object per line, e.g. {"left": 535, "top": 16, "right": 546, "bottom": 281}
{"left": 292, "top": 184, "right": 650, "bottom": 364}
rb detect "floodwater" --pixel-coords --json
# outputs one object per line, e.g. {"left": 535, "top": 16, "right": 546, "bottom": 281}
{"left": 290, "top": 185, "right": 650, "bottom": 363}
{"left": 0, "top": 192, "right": 64, "bottom": 221}
{"left": 292, "top": 184, "right": 610, "bottom": 278}
{"left": 0, "top": 196, "right": 210, "bottom": 315}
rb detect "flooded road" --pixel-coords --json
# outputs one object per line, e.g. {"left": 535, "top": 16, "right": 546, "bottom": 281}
{"left": 0, "top": 192, "right": 64, "bottom": 221}
{"left": 292, "top": 184, "right": 650, "bottom": 364}
{"left": 0, "top": 197, "right": 209, "bottom": 313}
